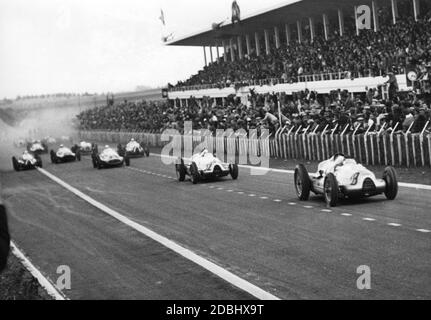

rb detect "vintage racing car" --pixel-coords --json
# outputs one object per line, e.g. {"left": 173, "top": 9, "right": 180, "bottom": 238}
{"left": 12, "top": 151, "right": 43, "bottom": 171}
{"left": 117, "top": 138, "right": 150, "bottom": 158}
{"left": 175, "top": 149, "right": 239, "bottom": 184}
{"left": 50, "top": 144, "right": 81, "bottom": 164}
{"left": 92, "top": 145, "right": 130, "bottom": 169}
{"left": 27, "top": 140, "right": 48, "bottom": 154}
{"left": 76, "top": 141, "right": 96, "bottom": 155}
{"left": 294, "top": 153, "right": 398, "bottom": 206}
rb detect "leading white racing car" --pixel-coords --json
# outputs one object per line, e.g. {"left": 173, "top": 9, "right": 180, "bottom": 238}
{"left": 175, "top": 149, "right": 238, "bottom": 184}
{"left": 294, "top": 153, "right": 398, "bottom": 206}
{"left": 117, "top": 138, "right": 150, "bottom": 158}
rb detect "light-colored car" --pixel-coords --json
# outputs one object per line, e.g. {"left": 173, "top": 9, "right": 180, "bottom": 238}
{"left": 175, "top": 149, "right": 239, "bottom": 184}
{"left": 294, "top": 153, "right": 398, "bottom": 206}
{"left": 117, "top": 139, "right": 150, "bottom": 158}
{"left": 50, "top": 145, "right": 81, "bottom": 164}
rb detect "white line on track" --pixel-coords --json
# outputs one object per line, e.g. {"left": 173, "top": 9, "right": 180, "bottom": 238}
{"left": 273, "top": 199, "right": 282, "bottom": 203}
{"left": 260, "top": 196, "right": 268, "bottom": 200}
{"left": 416, "top": 229, "right": 431, "bottom": 233}
{"left": 363, "top": 218, "right": 376, "bottom": 222}
{"left": 36, "top": 168, "right": 279, "bottom": 300}
{"left": 151, "top": 153, "right": 431, "bottom": 191}
{"left": 341, "top": 213, "right": 352, "bottom": 217}
{"left": 388, "top": 223, "right": 402, "bottom": 227}
{"left": 321, "top": 209, "right": 332, "bottom": 213}
{"left": 11, "top": 241, "right": 66, "bottom": 300}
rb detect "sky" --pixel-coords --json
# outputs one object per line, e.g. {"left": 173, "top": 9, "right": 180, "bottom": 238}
{"left": 0, "top": 0, "right": 293, "bottom": 99}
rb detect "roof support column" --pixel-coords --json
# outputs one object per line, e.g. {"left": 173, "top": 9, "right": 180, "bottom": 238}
{"left": 237, "top": 36, "right": 243, "bottom": 60}
{"left": 264, "top": 29, "right": 270, "bottom": 55}
{"left": 323, "top": 13, "right": 329, "bottom": 40}
{"left": 229, "top": 38, "right": 235, "bottom": 62}
{"left": 309, "top": 17, "right": 315, "bottom": 42}
{"left": 209, "top": 46, "right": 213, "bottom": 63}
{"left": 372, "top": 1, "right": 379, "bottom": 32}
{"left": 391, "top": 0, "right": 398, "bottom": 24}
{"left": 354, "top": 6, "right": 360, "bottom": 36}
{"left": 413, "top": 0, "right": 420, "bottom": 21}
{"left": 203, "top": 46, "right": 207, "bottom": 66}
{"left": 338, "top": 9, "right": 344, "bottom": 36}
{"left": 285, "top": 24, "right": 291, "bottom": 44}
{"left": 222, "top": 40, "right": 228, "bottom": 62}
{"left": 254, "top": 32, "right": 261, "bottom": 56}
{"left": 216, "top": 46, "right": 220, "bottom": 61}
{"left": 296, "top": 21, "right": 302, "bottom": 44}
{"left": 274, "top": 26, "right": 280, "bottom": 49}
{"left": 246, "top": 34, "right": 251, "bottom": 56}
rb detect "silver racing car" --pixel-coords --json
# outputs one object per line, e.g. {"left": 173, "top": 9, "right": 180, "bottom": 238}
{"left": 294, "top": 153, "right": 398, "bottom": 207}
{"left": 175, "top": 149, "right": 239, "bottom": 184}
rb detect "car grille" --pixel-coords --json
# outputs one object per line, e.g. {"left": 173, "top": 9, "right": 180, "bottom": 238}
{"left": 362, "top": 178, "right": 376, "bottom": 193}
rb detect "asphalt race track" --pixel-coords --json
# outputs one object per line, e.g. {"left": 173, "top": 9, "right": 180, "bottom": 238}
{"left": 1, "top": 146, "right": 430, "bottom": 299}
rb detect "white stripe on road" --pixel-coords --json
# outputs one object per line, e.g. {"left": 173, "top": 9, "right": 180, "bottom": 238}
{"left": 11, "top": 241, "right": 66, "bottom": 300}
{"left": 416, "top": 229, "right": 431, "bottom": 233}
{"left": 36, "top": 168, "right": 279, "bottom": 300}
{"left": 151, "top": 153, "right": 431, "bottom": 191}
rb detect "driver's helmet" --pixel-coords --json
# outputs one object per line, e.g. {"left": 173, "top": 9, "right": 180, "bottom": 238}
{"left": 59, "top": 144, "right": 64, "bottom": 148}
{"left": 333, "top": 154, "right": 345, "bottom": 167}
{"left": 23, "top": 150, "right": 29, "bottom": 155}
{"left": 104, "top": 145, "right": 110, "bottom": 149}
{"left": 130, "top": 138, "right": 135, "bottom": 142}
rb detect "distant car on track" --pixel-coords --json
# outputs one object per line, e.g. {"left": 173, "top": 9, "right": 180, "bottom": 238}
{"left": 175, "top": 148, "right": 238, "bottom": 184}
{"left": 12, "top": 151, "right": 42, "bottom": 171}
{"left": 77, "top": 141, "right": 96, "bottom": 155}
{"left": 294, "top": 153, "right": 398, "bottom": 207}
{"left": 117, "top": 138, "right": 150, "bottom": 158}
{"left": 92, "top": 145, "right": 130, "bottom": 169}
{"left": 27, "top": 140, "right": 48, "bottom": 154}
{"left": 50, "top": 144, "right": 81, "bottom": 164}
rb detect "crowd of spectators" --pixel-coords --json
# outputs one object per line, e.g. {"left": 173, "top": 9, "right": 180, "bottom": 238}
{"left": 173, "top": 2, "right": 431, "bottom": 90}
{"left": 77, "top": 86, "right": 431, "bottom": 137}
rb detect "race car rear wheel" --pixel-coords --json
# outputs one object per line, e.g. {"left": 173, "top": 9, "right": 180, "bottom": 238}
{"left": 229, "top": 164, "right": 239, "bottom": 180}
{"left": 124, "top": 156, "right": 130, "bottom": 167}
{"left": 190, "top": 162, "right": 200, "bottom": 184}
{"left": 76, "top": 151, "right": 81, "bottom": 161}
{"left": 383, "top": 166, "right": 398, "bottom": 200}
{"left": 12, "top": 157, "right": 19, "bottom": 172}
{"left": 294, "top": 164, "right": 311, "bottom": 200}
{"left": 324, "top": 173, "right": 338, "bottom": 207}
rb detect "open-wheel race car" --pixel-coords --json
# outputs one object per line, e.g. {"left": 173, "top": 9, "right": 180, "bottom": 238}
{"left": 294, "top": 153, "right": 398, "bottom": 207}
{"left": 27, "top": 140, "right": 48, "bottom": 154}
{"left": 175, "top": 148, "right": 239, "bottom": 184}
{"left": 76, "top": 141, "right": 97, "bottom": 155}
{"left": 50, "top": 144, "right": 81, "bottom": 164}
{"left": 12, "top": 151, "right": 42, "bottom": 171}
{"left": 92, "top": 145, "right": 130, "bottom": 169}
{"left": 117, "top": 138, "right": 150, "bottom": 158}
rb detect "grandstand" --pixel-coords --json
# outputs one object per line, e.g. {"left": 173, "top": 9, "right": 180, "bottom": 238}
{"left": 167, "top": 0, "right": 429, "bottom": 99}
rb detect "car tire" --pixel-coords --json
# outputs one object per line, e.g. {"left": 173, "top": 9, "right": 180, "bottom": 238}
{"left": 324, "top": 173, "right": 338, "bottom": 207}
{"left": 176, "top": 159, "right": 186, "bottom": 182}
{"left": 92, "top": 156, "right": 97, "bottom": 169}
{"left": 76, "top": 151, "right": 81, "bottom": 161}
{"left": 50, "top": 150, "right": 57, "bottom": 164}
{"left": 383, "top": 166, "right": 398, "bottom": 200}
{"left": 12, "top": 157, "right": 19, "bottom": 172}
{"left": 294, "top": 164, "right": 311, "bottom": 200}
{"left": 125, "top": 156, "right": 130, "bottom": 167}
{"left": 229, "top": 164, "right": 239, "bottom": 180}
{"left": 190, "top": 162, "right": 200, "bottom": 184}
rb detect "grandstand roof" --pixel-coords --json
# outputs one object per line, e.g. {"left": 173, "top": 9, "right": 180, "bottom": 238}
{"left": 167, "top": 0, "right": 394, "bottom": 47}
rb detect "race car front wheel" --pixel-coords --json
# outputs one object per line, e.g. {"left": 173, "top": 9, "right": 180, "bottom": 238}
{"left": 229, "top": 164, "right": 239, "bottom": 180}
{"left": 324, "top": 173, "right": 338, "bottom": 207}
{"left": 294, "top": 164, "right": 311, "bottom": 200}
{"left": 190, "top": 162, "right": 200, "bottom": 184}
{"left": 124, "top": 157, "right": 130, "bottom": 167}
{"left": 12, "top": 157, "right": 19, "bottom": 172}
{"left": 176, "top": 161, "right": 186, "bottom": 182}
{"left": 383, "top": 166, "right": 398, "bottom": 200}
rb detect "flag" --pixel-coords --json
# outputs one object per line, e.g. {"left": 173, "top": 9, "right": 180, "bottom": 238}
{"left": 159, "top": 9, "right": 165, "bottom": 25}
